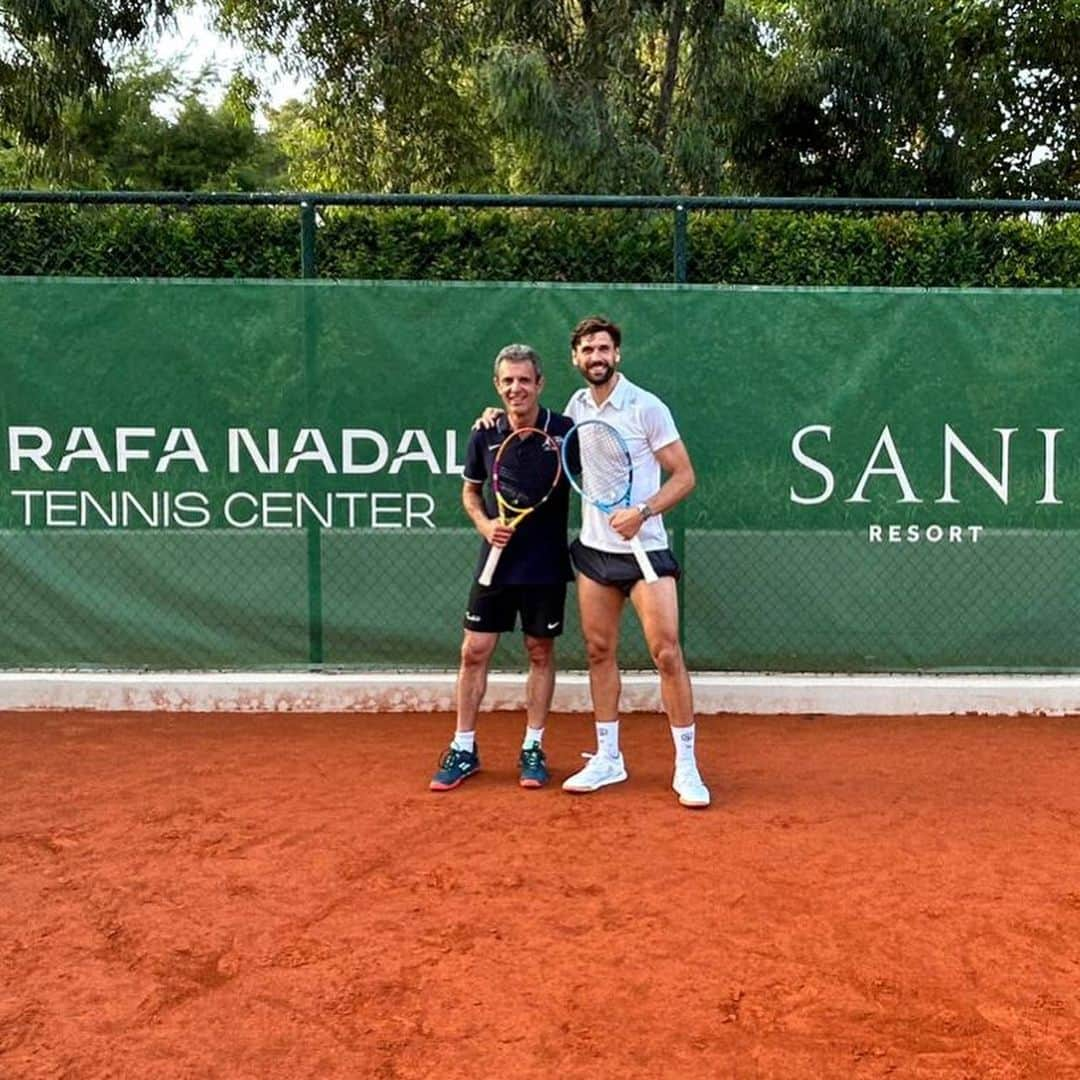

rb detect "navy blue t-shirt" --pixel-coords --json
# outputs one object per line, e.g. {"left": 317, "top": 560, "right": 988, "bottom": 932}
{"left": 463, "top": 407, "right": 574, "bottom": 585}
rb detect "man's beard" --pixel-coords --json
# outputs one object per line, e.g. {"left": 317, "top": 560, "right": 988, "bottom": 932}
{"left": 584, "top": 362, "right": 615, "bottom": 385}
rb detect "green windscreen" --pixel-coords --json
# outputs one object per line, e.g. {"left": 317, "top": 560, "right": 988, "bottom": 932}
{"left": 1, "top": 278, "right": 1077, "bottom": 672}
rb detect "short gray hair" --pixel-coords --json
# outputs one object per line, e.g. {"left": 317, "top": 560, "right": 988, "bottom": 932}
{"left": 493, "top": 343, "right": 542, "bottom": 379}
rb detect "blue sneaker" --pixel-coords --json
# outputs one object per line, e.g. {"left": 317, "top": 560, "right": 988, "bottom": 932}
{"left": 518, "top": 742, "right": 549, "bottom": 788}
{"left": 429, "top": 745, "right": 480, "bottom": 791}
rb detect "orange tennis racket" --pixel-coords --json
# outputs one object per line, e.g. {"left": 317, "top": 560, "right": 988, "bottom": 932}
{"left": 478, "top": 426, "right": 563, "bottom": 586}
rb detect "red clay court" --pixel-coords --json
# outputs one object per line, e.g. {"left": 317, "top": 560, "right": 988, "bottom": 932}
{"left": 2, "top": 708, "right": 1080, "bottom": 1078}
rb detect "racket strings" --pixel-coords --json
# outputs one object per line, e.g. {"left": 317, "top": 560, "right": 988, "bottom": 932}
{"left": 573, "top": 424, "right": 631, "bottom": 505}
{"left": 495, "top": 432, "right": 560, "bottom": 509}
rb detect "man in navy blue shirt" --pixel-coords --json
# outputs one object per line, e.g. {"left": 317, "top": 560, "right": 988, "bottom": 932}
{"left": 430, "top": 344, "right": 574, "bottom": 792}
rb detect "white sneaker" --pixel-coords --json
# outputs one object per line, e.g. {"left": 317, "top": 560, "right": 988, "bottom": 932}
{"left": 673, "top": 763, "right": 710, "bottom": 808}
{"left": 562, "top": 752, "right": 628, "bottom": 793}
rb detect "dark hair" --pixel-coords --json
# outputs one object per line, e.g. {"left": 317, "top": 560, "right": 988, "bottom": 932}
{"left": 570, "top": 316, "right": 621, "bottom": 350}
{"left": 493, "top": 343, "right": 542, "bottom": 379}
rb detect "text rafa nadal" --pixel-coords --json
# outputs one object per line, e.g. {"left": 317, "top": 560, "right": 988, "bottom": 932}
{"left": 3, "top": 425, "right": 467, "bottom": 529}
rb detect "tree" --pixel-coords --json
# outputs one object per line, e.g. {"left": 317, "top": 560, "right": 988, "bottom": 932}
{"left": 213, "top": 0, "right": 1077, "bottom": 197}
{"left": 0, "top": 0, "right": 175, "bottom": 145}
{"left": 5, "top": 0, "right": 1074, "bottom": 196}
{"left": 215, "top": 0, "right": 493, "bottom": 192}
{"left": 7, "top": 55, "right": 288, "bottom": 190}
{"left": 479, "top": 0, "right": 757, "bottom": 193}
{"left": 724, "top": 0, "right": 1080, "bottom": 197}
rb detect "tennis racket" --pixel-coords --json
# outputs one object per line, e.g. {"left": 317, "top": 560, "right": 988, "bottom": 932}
{"left": 478, "top": 426, "right": 563, "bottom": 586}
{"left": 561, "top": 418, "right": 659, "bottom": 584}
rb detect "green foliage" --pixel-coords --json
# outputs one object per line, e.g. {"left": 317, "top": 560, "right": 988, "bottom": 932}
{"left": 0, "top": 204, "right": 299, "bottom": 276}
{"left": 217, "top": 0, "right": 493, "bottom": 192}
{"left": 478, "top": 0, "right": 754, "bottom": 194}
{"left": 318, "top": 208, "right": 674, "bottom": 281}
{"left": 209, "top": 0, "right": 1078, "bottom": 198}
{"left": 689, "top": 212, "right": 1080, "bottom": 287}
{"left": 2, "top": 203, "right": 1078, "bottom": 287}
{"left": 5, "top": 55, "right": 289, "bottom": 190}
{"left": 0, "top": 0, "right": 174, "bottom": 144}
{"left": 2, "top": 1, "right": 1076, "bottom": 197}
{"left": 731, "top": 0, "right": 1080, "bottom": 198}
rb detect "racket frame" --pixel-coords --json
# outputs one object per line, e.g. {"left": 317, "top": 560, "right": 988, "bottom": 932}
{"left": 561, "top": 418, "right": 660, "bottom": 584}
{"left": 477, "top": 425, "right": 562, "bottom": 587}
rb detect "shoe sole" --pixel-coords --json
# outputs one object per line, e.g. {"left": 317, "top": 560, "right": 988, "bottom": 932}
{"left": 677, "top": 793, "right": 710, "bottom": 808}
{"left": 674, "top": 784, "right": 710, "bottom": 808}
{"left": 562, "top": 770, "right": 628, "bottom": 793}
{"left": 519, "top": 777, "right": 547, "bottom": 789}
{"left": 429, "top": 769, "right": 479, "bottom": 791}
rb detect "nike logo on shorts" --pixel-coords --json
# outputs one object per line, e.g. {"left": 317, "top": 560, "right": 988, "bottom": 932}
{"left": 547, "top": 621, "right": 560, "bottom": 630}
{"left": 466, "top": 613, "right": 482, "bottom": 622}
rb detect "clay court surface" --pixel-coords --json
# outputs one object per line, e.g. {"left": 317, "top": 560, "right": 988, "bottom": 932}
{"left": 2, "top": 709, "right": 1080, "bottom": 1078}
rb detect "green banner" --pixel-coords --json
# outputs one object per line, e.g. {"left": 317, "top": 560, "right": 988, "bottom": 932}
{"left": 2, "top": 278, "right": 1078, "bottom": 672}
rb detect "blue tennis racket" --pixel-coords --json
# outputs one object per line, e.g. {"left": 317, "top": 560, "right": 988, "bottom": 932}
{"left": 561, "top": 419, "right": 659, "bottom": 584}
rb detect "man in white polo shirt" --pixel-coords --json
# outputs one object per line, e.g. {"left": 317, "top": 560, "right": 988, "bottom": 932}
{"left": 561, "top": 315, "right": 709, "bottom": 808}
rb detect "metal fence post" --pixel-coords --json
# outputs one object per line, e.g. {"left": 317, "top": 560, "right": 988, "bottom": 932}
{"left": 673, "top": 203, "right": 688, "bottom": 285}
{"left": 672, "top": 204, "right": 689, "bottom": 649}
{"left": 300, "top": 201, "right": 324, "bottom": 667}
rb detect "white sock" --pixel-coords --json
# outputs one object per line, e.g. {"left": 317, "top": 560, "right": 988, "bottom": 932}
{"left": 452, "top": 730, "right": 476, "bottom": 753}
{"left": 671, "top": 723, "right": 696, "bottom": 765}
{"left": 596, "top": 720, "right": 620, "bottom": 759}
{"left": 522, "top": 726, "right": 544, "bottom": 749}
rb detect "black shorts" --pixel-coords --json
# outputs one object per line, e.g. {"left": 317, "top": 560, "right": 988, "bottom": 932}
{"left": 463, "top": 582, "right": 568, "bottom": 637}
{"left": 570, "top": 538, "right": 681, "bottom": 597}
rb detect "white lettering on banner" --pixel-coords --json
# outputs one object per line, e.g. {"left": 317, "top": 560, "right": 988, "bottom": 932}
{"left": 8, "top": 427, "right": 53, "bottom": 471}
{"left": 115, "top": 427, "right": 157, "bottom": 472}
{"left": 9, "top": 489, "right": 437, "bottom": 530}
{"left": 444, "top": 430, "right": 464, "bottom": 476}
{"left": 342, "top": 429, "right": 389, "bottom": 474}
{"left": 5, "top": 427, "right": 465, "bottom": 476}
{"left": 847, "top": 426, "right": 921, "bottom": 504}
{"left": 868, "top": 524, "right": 985, "bottom": 544}
{"left": 222, "top": 491, "right": 436, "bottom": 529}
{"left": 59, "top": 427, "right": 112, "bottom": 472}
{"left": 10, "top": 426, "right": 211, "bottom": 474}
{"left": 229, "top": 429, "right": 280, "bottom": 473}
{"left": 284, "top": 429, "right": 337, "bottom": 474}
{"left": 791, "top": 425, "right": 1069, "bottom": 507}
{"left": 2, "top": 425, "right": 454, "bottom": 531}
{"left": 388, "top": 430, "right": 441, "bottom": 475}
{"left": 10, "top": 489, "right": 211, "bottom": 528}
{"left": 938, "top": 426, "right": 1014, "bottom": 504}
{"left": 789, "top": 425, "right": 834, "bottom": 505}
{"left": 156, "top": 428, "right": 209, "bottom": 473}
{"left": 1038, "top": 428, "right": 1062, "bottom": 505}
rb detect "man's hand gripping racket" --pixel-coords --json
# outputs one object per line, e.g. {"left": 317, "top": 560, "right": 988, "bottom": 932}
{"left": 561, "top": 419, "right": 659, "bottom": 584}
{"left": 478, "top": 426, "right": 563, "bottom": 586}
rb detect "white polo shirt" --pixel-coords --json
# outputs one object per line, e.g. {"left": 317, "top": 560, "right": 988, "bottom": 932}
{"left": 564, "top": 373, "right": 681, "bottom": 553}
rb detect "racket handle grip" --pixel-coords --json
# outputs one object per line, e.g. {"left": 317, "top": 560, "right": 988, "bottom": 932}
{"left": 630, "top": 536, "right": 660, "bottom": 584}
{"left": 478, "top": 543, "right": 503, "bottom": 587}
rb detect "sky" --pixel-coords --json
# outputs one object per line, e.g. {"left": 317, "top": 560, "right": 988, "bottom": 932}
{"left": 146, "top": 1, "right": 309, "bottom": 116}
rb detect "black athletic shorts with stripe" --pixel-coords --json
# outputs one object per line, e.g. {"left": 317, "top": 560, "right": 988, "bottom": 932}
{"left": 570, "top": 538, "right": 681, "bottom": 597}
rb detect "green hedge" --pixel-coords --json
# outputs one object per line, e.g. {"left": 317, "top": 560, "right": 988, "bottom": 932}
{"left": 1, "top": 202, "right": 1078, "bottom": 286}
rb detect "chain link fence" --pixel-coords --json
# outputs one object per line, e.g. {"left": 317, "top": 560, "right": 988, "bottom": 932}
{"left": 2, "top": 192, "right": 1079, "bottom": 673}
